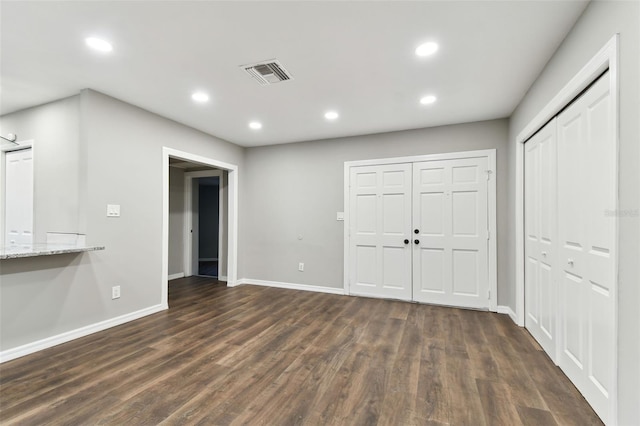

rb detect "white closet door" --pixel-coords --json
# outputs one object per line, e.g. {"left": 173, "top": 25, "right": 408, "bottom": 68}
{"left": 557, "top": 71, "right": 614, "bottom": 423}
{"left": 4, "top": 148, "right": 34, "bottom": 245}
{"left": 524, "top": 119, "right": 558, "bottom": 358}
{"left": 412, "top": 157, "right": 489, "bottom": 309}
{"left": 349, "top": 163, "right": 412, "bottom": 300}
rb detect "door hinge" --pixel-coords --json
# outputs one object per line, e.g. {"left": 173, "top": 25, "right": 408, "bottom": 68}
{"left": 487, "top": 230, "right": 490, "bottom": 240}
{"left": 487, "top": 290, "right": 491, "bottom": 300}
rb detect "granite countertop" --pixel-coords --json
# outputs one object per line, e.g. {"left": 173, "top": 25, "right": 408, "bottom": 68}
{"left": 0, "top": 243, "right": 105, "bottom": 260}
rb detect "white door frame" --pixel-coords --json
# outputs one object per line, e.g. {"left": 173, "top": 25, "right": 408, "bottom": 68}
{"left": 184, "top": 169, "right": 224, "bottom": 278}
{"left": 162, "top": 147, "right": 239, "bottom": 308}
{"left": 514, "top": 35, "right": 618, "bottom": 423}
{"left": 0, "top": 139, "right": 35, "bottom": 247}
{"left": 343, "top": 148, "right": 497, "bottom": 311}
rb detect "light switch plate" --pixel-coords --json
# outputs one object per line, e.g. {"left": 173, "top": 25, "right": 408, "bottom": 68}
{"left": 336, "top": 212, "right": 344, "bottom": 221}
{"left": 107, "top": 204, "right": 121, "bottom": 217}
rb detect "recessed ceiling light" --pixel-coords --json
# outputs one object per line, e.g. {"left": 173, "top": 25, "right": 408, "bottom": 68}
{"left": 415, "top": 42, "right": 438, "bottom": 57}
{"left": 324, "top": 111, "right": 339, "bottom": 120}
{"left": 420, "top": 95, "right": 437, "bottom": 105}
{"left": 85, "top": 37, "right": 113, "bottom": 53}
{"left": 191, "top": 92, "right": 209, "bottom": 103}
{"left": 249, "top": 121, "right": 262, "bottom": 130}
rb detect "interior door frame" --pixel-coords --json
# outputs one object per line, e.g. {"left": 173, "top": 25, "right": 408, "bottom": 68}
{"left": 184, "top": 170, "right": 224, "bottom": 278}
{"left": 0, "top": 139, "right": 35, "bottom": 247}
{"left": 514, "top": 35, "right": 618, "bottom": 422}
{"left": 162, "top": 147, "right": 239, "bottom": 307}
{"left": 343, "top": 149, "right": 497, "bottom": 311}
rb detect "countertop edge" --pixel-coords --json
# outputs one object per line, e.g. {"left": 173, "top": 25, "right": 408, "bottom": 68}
{"left": 0, "top": 245, "right": 105, "bottom": 260}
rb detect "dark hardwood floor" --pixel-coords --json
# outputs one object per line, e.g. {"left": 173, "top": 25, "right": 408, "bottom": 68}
{"left": 0, "top": 276, "right": 602, "bottom": 425}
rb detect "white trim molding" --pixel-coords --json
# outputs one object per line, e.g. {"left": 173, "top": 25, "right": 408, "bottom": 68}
{"left": 168, "top": 272, "right": 185, "bottom": 281}
{"left": 513, "top": 34, "right": 619, "bottom": 424}
{"left": 343, "top": 149, "right": 498, "bottom": 311}
{"left": 497, "top": 305, "right": 518, "bottom": 324}
{"left": 0, "top": 304, "right": 166, "bottom": 363}
{"left": 235, "top": 278, "right": 345, "bottom": 295}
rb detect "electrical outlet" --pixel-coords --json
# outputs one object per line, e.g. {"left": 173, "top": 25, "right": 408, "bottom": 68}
{"left": 112, "top": 286, "right": 121, "bottom": 299}
{"left": 298, "top": 262, "right": 304, "bottom": 272}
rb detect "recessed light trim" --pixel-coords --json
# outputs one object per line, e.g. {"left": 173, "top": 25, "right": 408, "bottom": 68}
{"left": 85, "top": 37, "right": 113, "bottom": 52}
{"left": 191, "top": 92, "right": 209, "bottom": 103}
{"left": 324, "top": 111, "right": 339, "bottom": 120}
{"left": 415, "top": 42, "right": 438, "bottom": 57}
{"left": 249, "top": 121, "right": 262, "bottom": 130}
{"left": 420, "top": 95, "right": 437, "bottom": 105}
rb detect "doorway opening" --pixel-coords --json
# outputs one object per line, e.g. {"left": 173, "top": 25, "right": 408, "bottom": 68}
{"left": 184, "top": 170, "right": 227, "bottom": 280}
{"left": 162, "top": 147, "right": 238, "bottom": 307}
{"left": 196, "top": 176, "right": 220, "bottom": 277}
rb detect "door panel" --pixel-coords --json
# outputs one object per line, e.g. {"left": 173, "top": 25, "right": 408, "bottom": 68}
{"left": 452, "top": 249, "right": 479, "bottom": 295}
{"left": 557, "top": 71, "right": 614, "bottom": 423}
{"left": 420, "top": 193, "right": 444, "bottom": 235}
{"left": 382, "top": 247, "right": 408, "bottom": 289}
{"left": 419, "top": 249, "right": 445, "bottom": 293}
{"left": 539, "top": 263, "right": 553, "bottom": 339}
{"left": 452, "top": 191, "right": 478, "bottom": 236}
{"left": 349, "top": 163, "right": 412, "bottom": 300}
{"left": 412, "top": 157, "right": 489, "bottom": 308}
{"left": 382, "top": 194, "right": 405, "bottom": 233}
{"left": 524, "top": 119, "right": 557, "bottom": 358}
{"left": 452, "top": 164, "right": 479, "bottom": 183}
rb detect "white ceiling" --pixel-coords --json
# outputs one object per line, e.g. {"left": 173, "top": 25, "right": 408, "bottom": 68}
{"left": 0, "top": 1, "right": 588, "bottom": 147}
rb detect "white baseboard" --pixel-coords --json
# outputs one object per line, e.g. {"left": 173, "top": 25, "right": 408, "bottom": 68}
{"left": 0, "top": 304, "right": 167, "bottom": 363}
{"left": 218, "top": 275, "right": 227, "bottom": 282}
{"left": 236, "top": 278, "right": 345, "bottom": 295}
{"left": 168, "top": 272, "right": 185, "bottom": 281}
{"left": 497, "top": 305, "right": 518, "bottom": 324}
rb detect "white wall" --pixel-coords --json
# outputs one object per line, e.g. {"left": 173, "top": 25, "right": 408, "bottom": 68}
{"left": 0, "top": 96, "right": 81, "bottom": 242}
{"left": 243, "top": 119, "right": 509, "bottom": 299}
{"left": 168, "top": 166, "right": 185, "bottom": 276}
{"left": 507, "top": 1, "right": 640, "bottom": 423}
{"left": 0, "top": 89, "right": 244, "bottom": 353}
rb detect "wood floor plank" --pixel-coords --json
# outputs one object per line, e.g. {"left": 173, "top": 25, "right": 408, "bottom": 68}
{"left": 476, "top": 379, "right": 523, "bottom": 425}
{"left": 0, "top": 277, "right": 604, "bottom": 425}
{"left": 416, "top": 339, "right": 450, "bottom": 424}
{"left": 517, "top": 405, "right": 559, "bottom": 426}
{"left": 483, "top": 314, "right": 550, "bottom": 411}
{"left": 445, "top": 350, "right": 486, "bottom": 426}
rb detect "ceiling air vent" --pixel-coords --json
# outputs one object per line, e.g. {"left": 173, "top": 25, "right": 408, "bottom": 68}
{"left": 241, "top": 59, "right": 293, "bottom": 85}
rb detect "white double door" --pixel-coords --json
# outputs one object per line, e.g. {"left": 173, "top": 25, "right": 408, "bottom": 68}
{"left": 349, "top": 156, "right": 491, "bottom": 309}
{"left": 524, "top": 72, "right": 615, "bottom": 423}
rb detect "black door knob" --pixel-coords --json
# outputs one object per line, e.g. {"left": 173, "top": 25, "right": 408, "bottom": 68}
{"left": 414, "top": 229, "right": 419, "bottom": 234}
{"left": 404, "top": 239, "right": 409, "bottom": 244}
{"left": 414, "top": 239, "right": 420, "bottom": 244}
